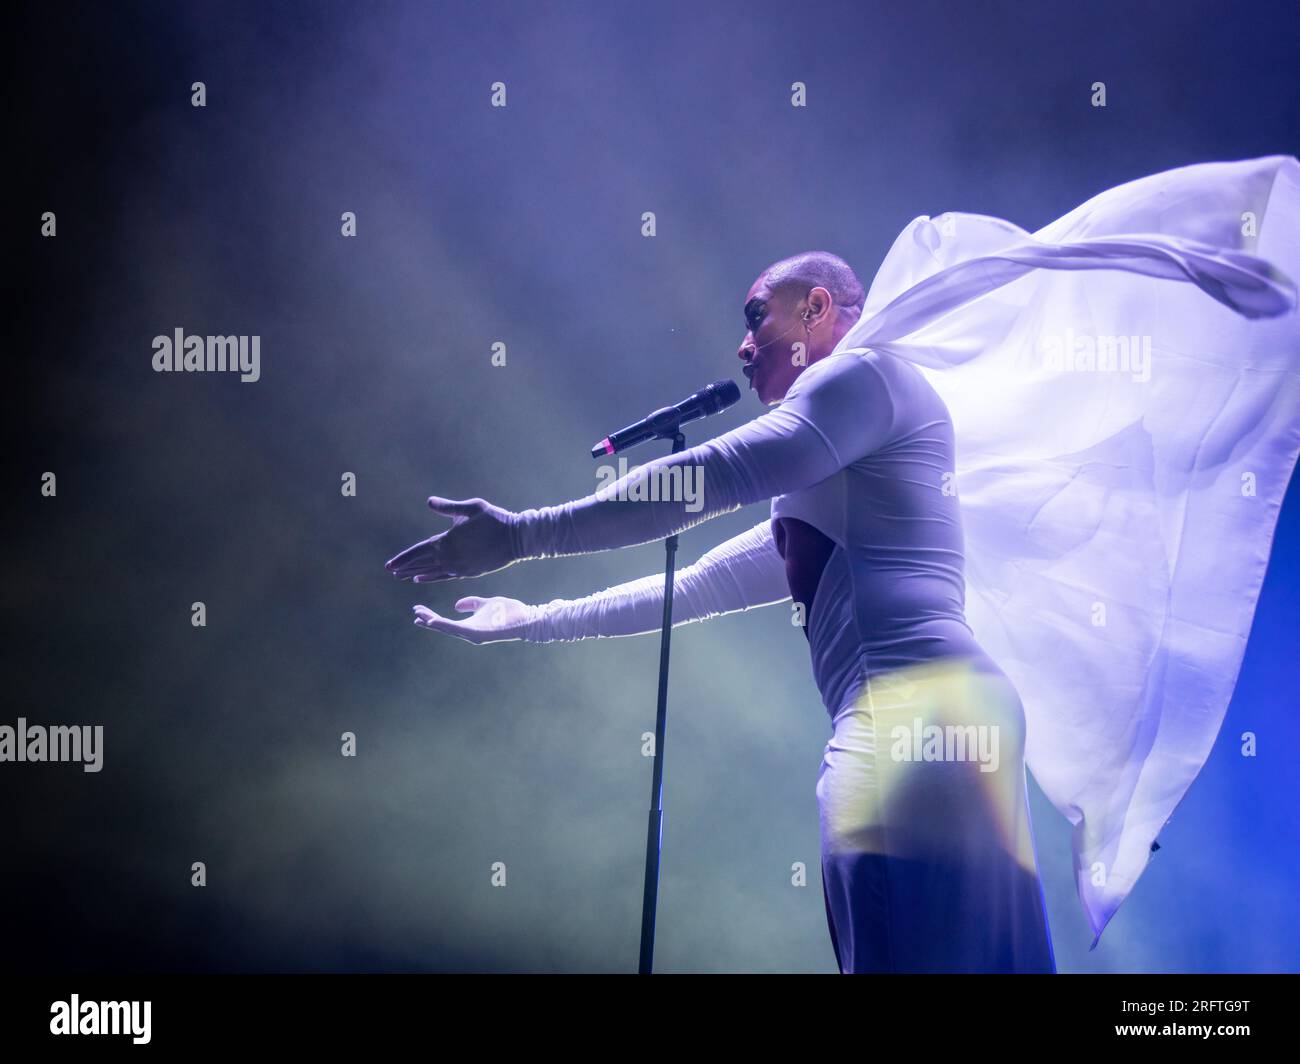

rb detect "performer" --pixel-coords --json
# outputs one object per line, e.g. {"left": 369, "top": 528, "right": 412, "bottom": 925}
{"left": 386, "top": 155, "right": 1300, "bottom": 972}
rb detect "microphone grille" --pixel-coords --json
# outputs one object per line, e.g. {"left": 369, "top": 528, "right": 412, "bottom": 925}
{"left": 705, "top": 379, "right": 742, "bottom": 413}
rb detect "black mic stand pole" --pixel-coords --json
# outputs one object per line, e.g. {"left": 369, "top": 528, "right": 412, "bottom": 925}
{"left": 638, "top": 429, "right": 686, "bottom": 975}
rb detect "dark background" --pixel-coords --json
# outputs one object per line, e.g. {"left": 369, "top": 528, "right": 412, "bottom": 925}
{"left": 8, "top": 0, "right": 1299, "bottom": 972}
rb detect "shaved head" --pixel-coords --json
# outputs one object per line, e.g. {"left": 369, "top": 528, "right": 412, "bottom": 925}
{"left": 761, "top": 250, "right": 865, "bottom": 318}
{"left": 738, "top": 250, "right": 867, "bottom": 404}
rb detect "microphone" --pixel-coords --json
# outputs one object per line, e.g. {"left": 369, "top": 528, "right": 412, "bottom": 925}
{"left": 591, "top": 379, "right": 742, "bottom": 458}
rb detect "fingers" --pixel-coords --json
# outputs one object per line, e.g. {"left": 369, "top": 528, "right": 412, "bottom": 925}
{"left": 386, "top": 532, "right": 450, "bottom": 579}
{"left": 427, "top": 496, "right": 483, "bottom": 517}
{"left": 411, "top": 605, "right": 480, "bottom": 643}
{"left": 384, "top": 498, "right": 479, "bottom": 579}
{"left": 390, "top": 562, "right": 455, "bottom": 582}
{"left": 387, "top": 495, "right": 506, "bottom": 582}
{"left": 385, "top": 535, "right": 434, "bottom": 572}
{"left": 454, "top": 596, "right": 486, "bottom": 612}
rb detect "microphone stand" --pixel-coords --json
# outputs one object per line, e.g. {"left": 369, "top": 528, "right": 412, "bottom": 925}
{"left": 638, "top": 428, "right": 685, "bottom": 975}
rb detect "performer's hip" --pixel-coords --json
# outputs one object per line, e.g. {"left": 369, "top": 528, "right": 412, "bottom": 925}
{"left": 816, "top": 655, "right": 1055, "bottom": 973}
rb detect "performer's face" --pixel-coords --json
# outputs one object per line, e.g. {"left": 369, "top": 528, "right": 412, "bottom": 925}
{"left": 738, "top": 278, "right": 812, "bottom": 405}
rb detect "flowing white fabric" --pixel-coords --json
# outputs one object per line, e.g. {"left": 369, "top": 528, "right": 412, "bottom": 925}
{"left": 826, "top": 155, "right": 1300, "bottom": 945}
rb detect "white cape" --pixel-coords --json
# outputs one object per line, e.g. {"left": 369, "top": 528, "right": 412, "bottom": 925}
{"left": 828, "top": 155, "right": 1300, "bottom": 945}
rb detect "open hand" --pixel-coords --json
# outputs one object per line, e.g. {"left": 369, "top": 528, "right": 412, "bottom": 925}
{"left": 412, "top": 596, "right": 537, "bottom": 645}
{"left": 386, "top": 496, "right": 517, "bottom": 583}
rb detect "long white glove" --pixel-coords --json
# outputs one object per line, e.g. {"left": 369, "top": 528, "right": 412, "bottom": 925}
{"left": 412, "top": 519, "right": 790, "bottom": 644}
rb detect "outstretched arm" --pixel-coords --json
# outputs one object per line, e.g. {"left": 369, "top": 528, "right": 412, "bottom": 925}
{"left": 413, "top": 519, "right": 791, "bottom": 644}
{"left": 526, "top": 518, "right": 791, "bottom": 641}
{"left": 509, "top": 354, "right": 897, "bottom": 562}
{"left": 387, "top": 353, "right": 895, "bottom": 584}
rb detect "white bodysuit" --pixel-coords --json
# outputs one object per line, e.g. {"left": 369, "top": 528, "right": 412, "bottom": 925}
{"left": 504, "top": 155, "right": 1300, "bottom": 964}
{"left": 510, "top": 349, "right": 1057, "bottom": 973}
{"left": 520, "top": 351, "right": 981, "bottom": 711}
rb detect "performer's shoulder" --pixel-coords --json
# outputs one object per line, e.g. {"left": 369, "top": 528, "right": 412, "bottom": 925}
{"left": 796, "top": 349, "right": 919, "bottom": 406}
{"left": 795, "top": 349, "right": 889, "bottom": 393}
{"left": 815, "top": 349, "right": 952, "bottom": 428}
{"left": 781, "top": 352, "right": 899, "bottom": 433}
